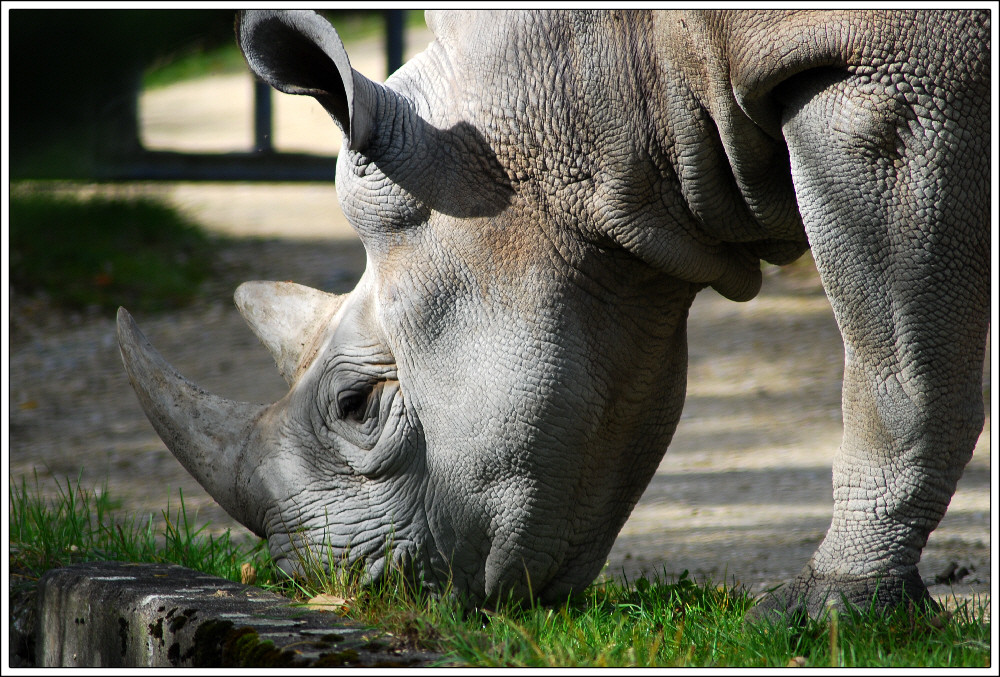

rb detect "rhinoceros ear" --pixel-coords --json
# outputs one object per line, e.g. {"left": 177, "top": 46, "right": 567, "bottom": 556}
{"left": 237, "top": 10, "right": 376, "bottom": 151}
{"left": 235, "top": 281, "right": 347, "bottom": 385}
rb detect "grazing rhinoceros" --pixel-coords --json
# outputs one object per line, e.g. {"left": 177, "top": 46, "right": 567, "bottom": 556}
{"left": 117, "top": 9, "right": 990, "bottom": 619}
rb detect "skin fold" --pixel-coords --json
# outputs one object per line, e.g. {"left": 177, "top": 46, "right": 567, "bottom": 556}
{"left": 118, "top": 10, "right": 989, "bottom": 617}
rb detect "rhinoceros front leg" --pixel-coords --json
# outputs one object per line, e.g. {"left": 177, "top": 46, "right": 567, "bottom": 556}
{"left": 749, "top": 70, "right": 989, "bottom": 621}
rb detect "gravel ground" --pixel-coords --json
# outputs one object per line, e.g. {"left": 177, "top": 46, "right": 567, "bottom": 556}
{"left": 8, "top": 18, "right": 992, "bottom": 614}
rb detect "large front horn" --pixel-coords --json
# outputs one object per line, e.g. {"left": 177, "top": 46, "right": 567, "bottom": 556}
{"left": 117, "top": 308, "right": 268, "bottom": 536}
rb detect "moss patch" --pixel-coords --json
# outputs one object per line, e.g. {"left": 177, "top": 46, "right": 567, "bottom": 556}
{"left": 188, "top": 620, "right": 314, "bottom": 667}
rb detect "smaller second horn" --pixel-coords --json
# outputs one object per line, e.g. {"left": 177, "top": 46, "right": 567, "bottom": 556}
{"left": 235, "top": 281, "right": 347, "bottom": 385}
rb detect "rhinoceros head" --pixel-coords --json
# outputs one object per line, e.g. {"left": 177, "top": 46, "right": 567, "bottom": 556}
{"left": 118, "top": 10, "right": 697, "bottom": 605}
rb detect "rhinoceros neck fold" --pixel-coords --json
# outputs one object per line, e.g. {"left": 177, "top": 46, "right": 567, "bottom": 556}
{"left": 116, "top": 308, "right": 269, "bottom": 536}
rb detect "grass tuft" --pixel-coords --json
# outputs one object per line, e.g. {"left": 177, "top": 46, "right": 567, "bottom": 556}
{"left": 9, "top": 471, "right": 271, "bottom": 585}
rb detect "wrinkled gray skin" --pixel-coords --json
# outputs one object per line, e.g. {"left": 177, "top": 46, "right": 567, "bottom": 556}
{"left": 118, "top": 10, "right": 990, "bottom": 618}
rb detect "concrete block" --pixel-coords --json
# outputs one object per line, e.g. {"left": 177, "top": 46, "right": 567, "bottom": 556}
{"left": 35, "top": 561, "right": 442, "bottom": 667}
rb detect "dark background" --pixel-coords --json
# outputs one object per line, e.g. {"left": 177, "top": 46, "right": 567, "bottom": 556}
{"left": 8, "top": 9, "right": 403, "bottom": 180}
{"left": 9, "top": 10, "right": 236, "bottom": 177}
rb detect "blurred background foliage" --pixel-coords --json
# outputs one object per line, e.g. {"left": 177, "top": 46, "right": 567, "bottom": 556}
{"left": 8, "top": 9, "right": 413, "bottom": 313}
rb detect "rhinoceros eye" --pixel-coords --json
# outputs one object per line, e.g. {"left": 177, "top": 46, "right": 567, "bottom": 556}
{"left": 336, "top": 387, "right": 371, "bottom": 422}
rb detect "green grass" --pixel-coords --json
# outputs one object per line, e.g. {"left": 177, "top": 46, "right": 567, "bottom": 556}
{"left": 279, "top": 560, "right": 991, "bottom": 668}
{"left": 9, "top": 472, "right": 272, "bottom": 585}
{"left": 10, "top": 188, "right": 217, "bottom": 313}
{"left": 143, "top": 10, "right": 429, "bottom": 90}
{"left": 143, "top": 42, "right": 249, "bottom": 90}
{"left": 8, "top": 476, "right": 991, "bottom": 667}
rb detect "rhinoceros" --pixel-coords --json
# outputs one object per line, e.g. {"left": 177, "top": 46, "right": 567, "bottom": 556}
{"left": 117, "top": 9, "right": 990, "bottom": 619}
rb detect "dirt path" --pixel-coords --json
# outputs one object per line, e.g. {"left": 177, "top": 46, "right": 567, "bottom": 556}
{"left": 9, "top": 20, "right": 991, "bottom": 612}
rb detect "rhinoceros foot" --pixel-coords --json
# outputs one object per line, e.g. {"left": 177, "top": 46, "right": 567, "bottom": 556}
{"left": 745, "top": 563, "right": 934, "bottom": 626}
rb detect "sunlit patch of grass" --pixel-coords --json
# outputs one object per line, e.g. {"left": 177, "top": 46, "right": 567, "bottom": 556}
{"left": 142, "top": 10, "right": 429, "bottom": 90}
{"left": 275, "top": 544, "right": 992, "bottom": 668}
{"left": 10, "top": 187, "right": 217, "bottom": 313}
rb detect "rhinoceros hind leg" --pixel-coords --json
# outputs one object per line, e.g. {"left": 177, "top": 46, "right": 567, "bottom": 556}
{"left": 752, "top": 66, "right": 989, "bottom": 621}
